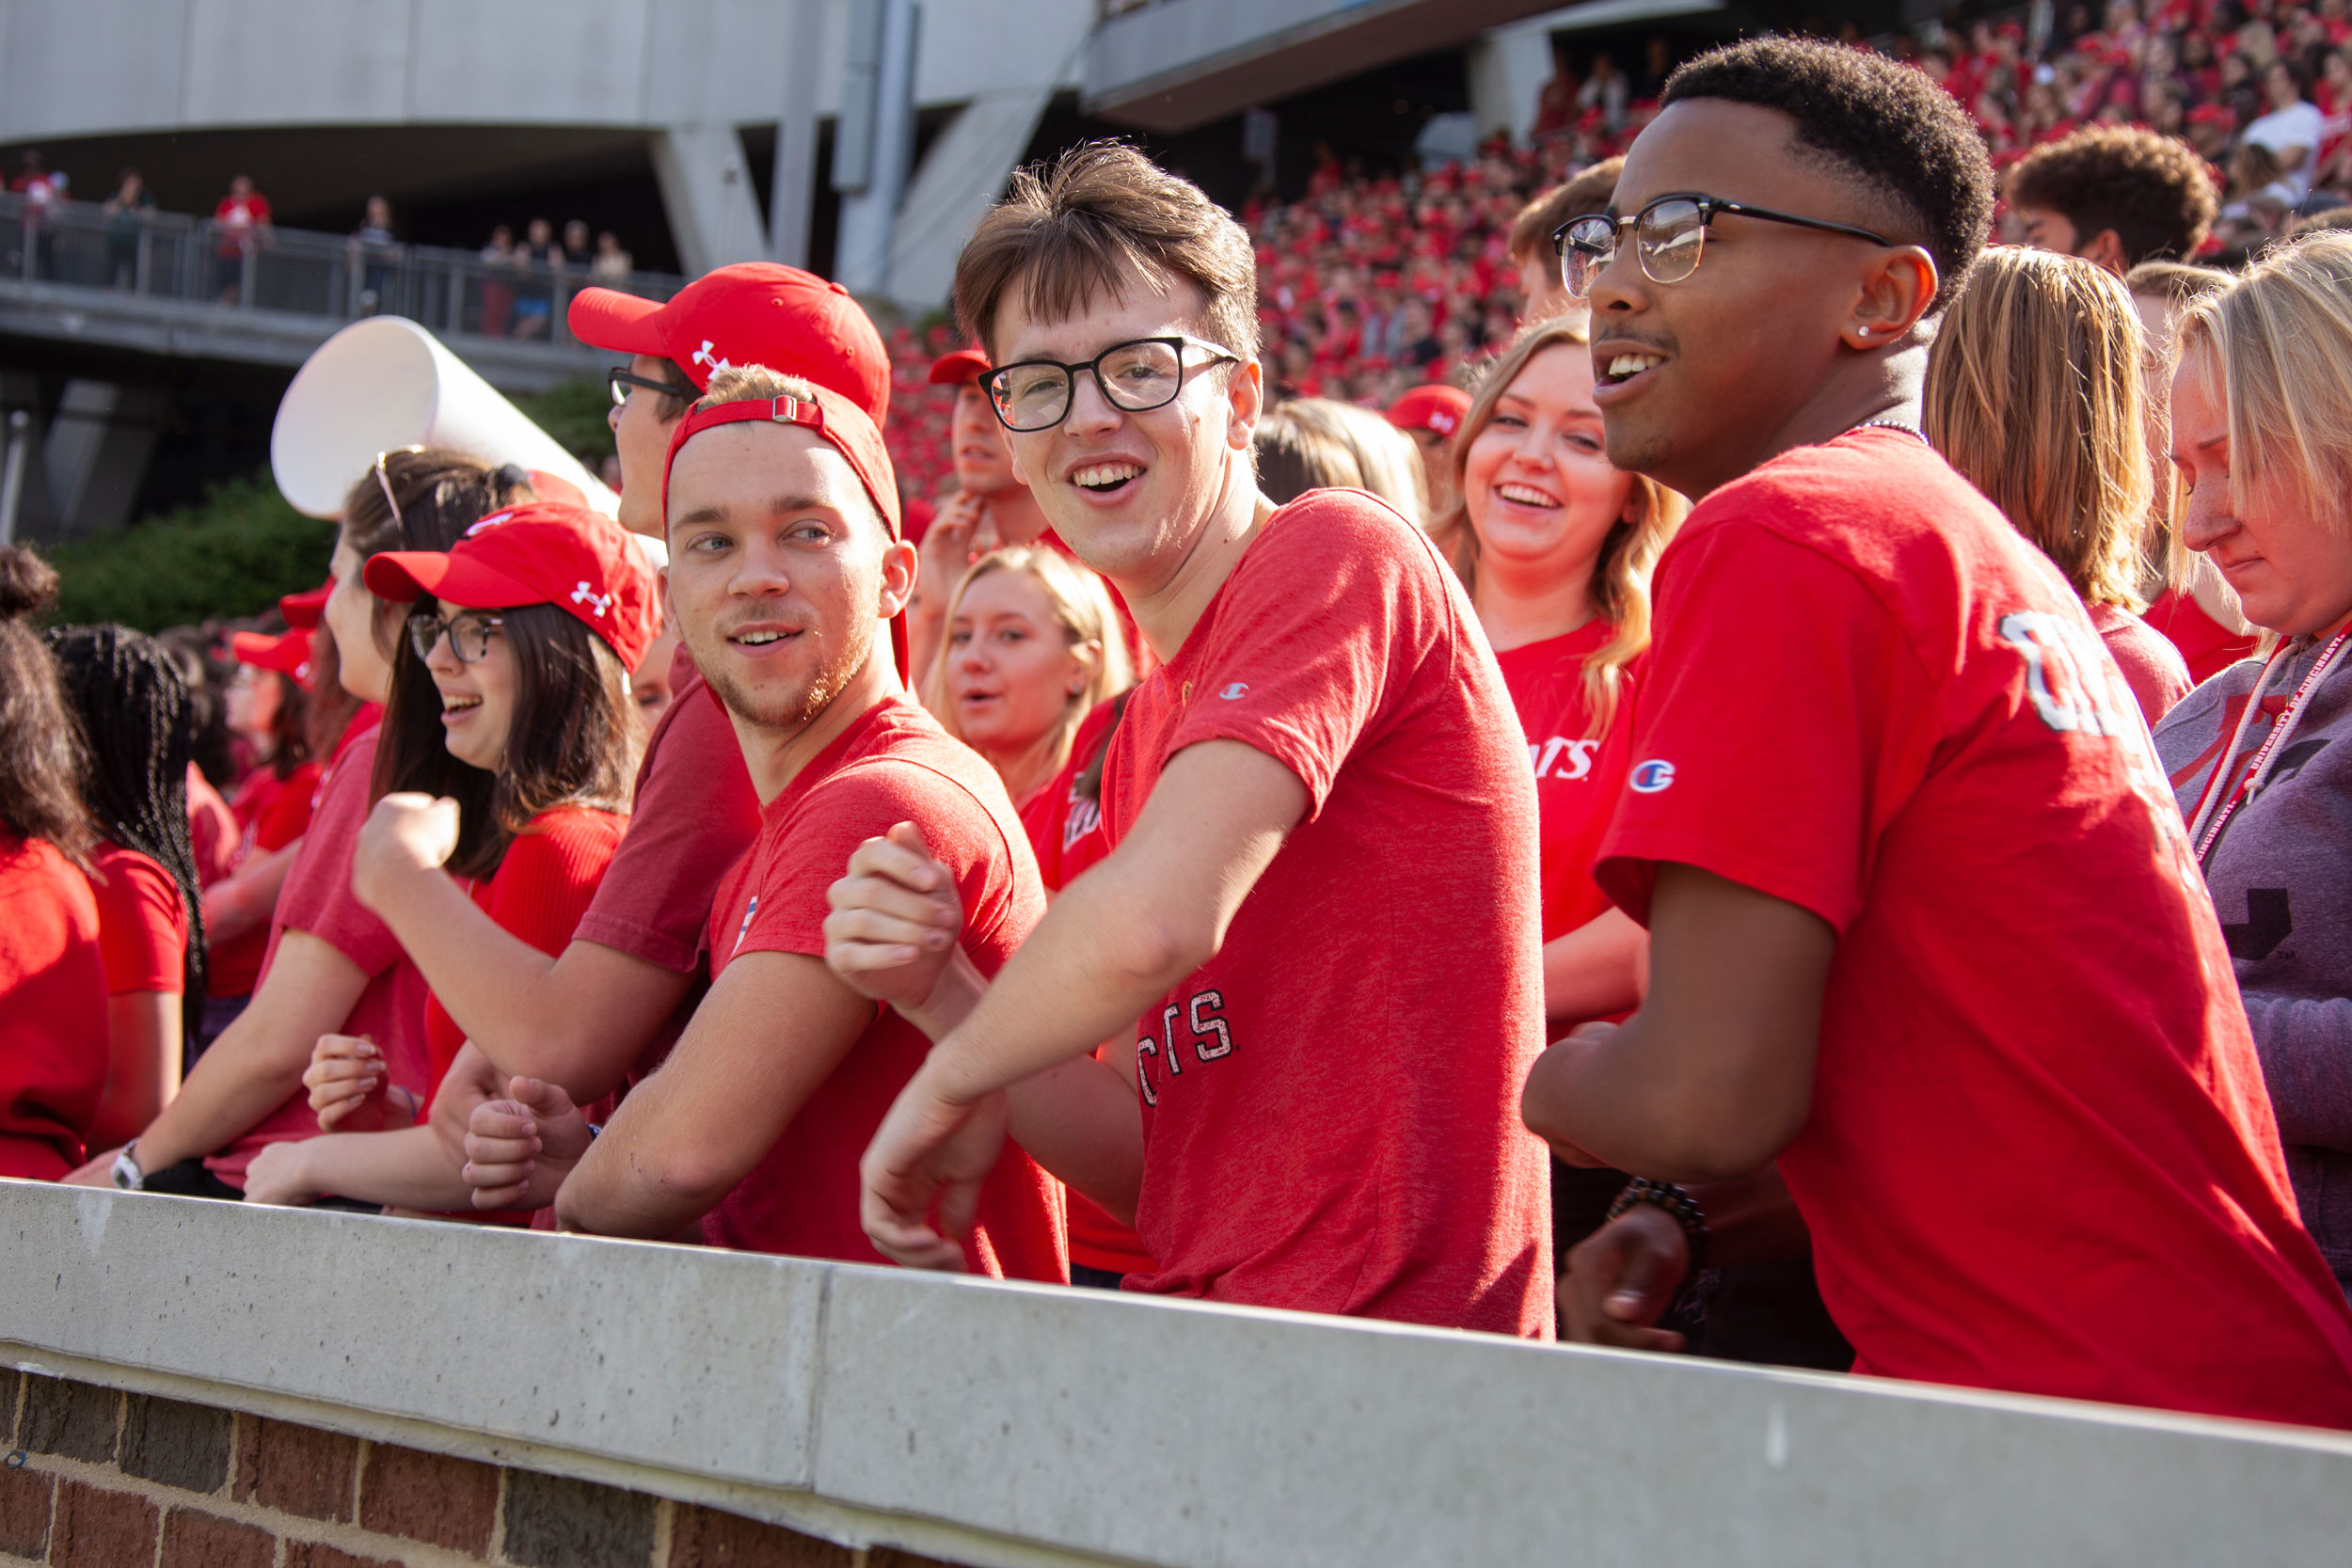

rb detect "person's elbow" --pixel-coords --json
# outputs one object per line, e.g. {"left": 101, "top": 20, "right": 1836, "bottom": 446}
{"left": 558, "top": 1141, "right": 735, "bottom": 1237}
{"left": 1098, "top": 895, "right": 1222, "bottom": 995}
{"left": 1645, "top": 1081, "right": 1809, "bottom": 1185}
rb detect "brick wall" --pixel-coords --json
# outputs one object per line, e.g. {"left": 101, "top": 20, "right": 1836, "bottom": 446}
{"left": 0, "top": 1370, "right": 963, "bottom": 1568}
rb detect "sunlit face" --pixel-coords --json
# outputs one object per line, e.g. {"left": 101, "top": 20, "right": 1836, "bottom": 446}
{"left": 946, "top": 568, "right": 1088, "bottom": 763}
{"left": 608, "top": 352, "right": 691, "bottom": 538}
{"left": 421, "top": 606, "right": 516, "bottom": 771}
{"left": 2015, "top": 205, "right": 2085, "bottom": 258}
{"left": 664, "top": 421, "right": 914, "bottom": 734}
{"left": 2171, "top": 348, "right": 2352, "bottom": 637}
{"left": 325, "top": 538, "right": 393, "bottom": 705}
{"left": 1464, "top": 344, "right": 1635, "bottom": 590}
{"left": 224, "top": 664, "right": 282, "bottom": 745}
{"left": 989, "top": 264, "right": 1261, "bottom": 593}
{"left": 950, "top": 382, "right": 1020, "bottom": 496}
{"left": 1518, "top": 250, "right": 1577, "bottom": 325}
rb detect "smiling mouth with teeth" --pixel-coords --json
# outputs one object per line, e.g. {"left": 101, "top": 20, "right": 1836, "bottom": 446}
{"left": 733, "top": 629, "right": 794, "bottom": 646}
{"left": 1495, "top": 483, "right": 1562, "bottom": 509}
{"left": 440, "top": 694, "right": 482, "bottom": 713}
{"left": 1600, "top": 353, "right": 1665, "bottom": 385}
{"left": 1072, "top": 462, "right": 1143, "bottom": 493}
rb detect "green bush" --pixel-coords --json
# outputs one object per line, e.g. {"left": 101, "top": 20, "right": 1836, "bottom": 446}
{"left": 40, "top": 470, "right": 334, "bottom": 632}
{"left": 512, "top": 376, "right": 617, "bottom": 466}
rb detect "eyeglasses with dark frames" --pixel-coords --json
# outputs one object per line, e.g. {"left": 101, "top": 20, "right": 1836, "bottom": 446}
{"left": 982, "top": 335, "right": 1241, "bottom": 433}
{"left": 608, "top": 366, "right": 695, "bottom": 408}
{"left": 405, "top": 609, "right": 505, "bottom": 665}
{"left": 1552, "top": 194, "right": 1899, "bottom": 299}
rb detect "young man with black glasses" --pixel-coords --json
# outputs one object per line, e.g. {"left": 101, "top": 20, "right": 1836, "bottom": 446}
{"left": 825, "top": 143, "right": 1552, "bottom": 1336}
{"left": 1523, "top": 39, "right": 2352, "bottom": 1423}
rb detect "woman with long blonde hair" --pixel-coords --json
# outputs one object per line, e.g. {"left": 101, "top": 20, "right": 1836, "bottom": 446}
{"left": 1443, "top": 315, "right": 1684, "bottom": 1030}
{"left": 926, "top": 544, "right": 1132, "bottom": 815}
{"left": 1925, "top": 246, "right": 2192, "bottom": 723}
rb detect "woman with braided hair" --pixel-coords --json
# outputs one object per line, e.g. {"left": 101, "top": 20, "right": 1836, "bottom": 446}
{"left": 70, "top": 450, "right": 535, "bottom": 1198}
{"left": 0, "top": 545, "right": 109, "bottom": 1180}
{"left": 47, "top": 625, "right": 208, "bottom": 1150}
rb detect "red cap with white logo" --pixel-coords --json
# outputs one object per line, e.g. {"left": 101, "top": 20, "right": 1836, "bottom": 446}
{"left": 363, "top": 502, "right": 660, "bottom": 671}
{"left": 230, "top": 627, "right": 315, "bottom": 689}
{"left": 568, "top": 262, "right": 891, "bottom": 425}
{"left": 1387, "top": 383, "right": 1470, "bottom": 439}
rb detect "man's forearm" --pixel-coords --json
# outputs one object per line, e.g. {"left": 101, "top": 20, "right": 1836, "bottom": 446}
{"left": 1524, "top": 1022, "right": 1778, "bottom": 1185}
{"left": 1004, "top": 1053, "right": 1145, "bottom": 1222}
{"left": 552, "top": 1132, "right": 713, "bottom": 1239}
{"left": 1543, "top": 908, "right": 1645, "bottom": 1027}
{"left": 361, "top": 864, "right": 562, "bottom": 1055}
{"left": 294, "top": 1126, "right": 477, "bottom": 1212}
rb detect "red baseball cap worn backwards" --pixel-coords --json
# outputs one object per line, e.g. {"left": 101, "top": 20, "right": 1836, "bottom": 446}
{"left": 230, "top": 627, "right": 314, "bottom": 689}
{"left": 660, "top": 383, "right": 911, "bottom": 680}
{"left": 1388, "top": 383, "right": 1471, "bottom": 439}
{"left": 926, "top": 346, "right": 991, "bottom": 387}
{"left": 568, "top": 262, "right": 891, "bottom": 425}
{"left": 363, "top": 502, "right": 661, "bottom": 671}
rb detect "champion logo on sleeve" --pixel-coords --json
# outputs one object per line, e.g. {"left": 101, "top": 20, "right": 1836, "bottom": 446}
{"left": 1629, "top": 759, "right": 1677, "bottom": 793}
{"left": 1219, "top": 681, "right": 1250, "bottom": 700}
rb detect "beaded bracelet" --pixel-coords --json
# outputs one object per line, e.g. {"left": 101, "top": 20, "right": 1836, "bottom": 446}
{"left": 1605, "top": 1177, "right": 1710, "bottom": 1269}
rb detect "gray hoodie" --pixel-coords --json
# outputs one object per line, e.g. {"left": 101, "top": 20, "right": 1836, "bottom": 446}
{"left": 2154, "top": 640, "right": 2352, "bottom": 1295}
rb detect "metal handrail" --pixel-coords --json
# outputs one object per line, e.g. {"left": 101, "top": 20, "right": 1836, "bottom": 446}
{"left": 0, "top": 189, "right": 686, "bottom": 345}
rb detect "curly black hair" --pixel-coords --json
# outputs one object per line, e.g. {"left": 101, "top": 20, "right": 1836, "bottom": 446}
{"left": 1661, "top": 38, "right": 1994, "bottom": 309}
{"left": 2007, "top": 127, "right": 2219, "bottom": 267}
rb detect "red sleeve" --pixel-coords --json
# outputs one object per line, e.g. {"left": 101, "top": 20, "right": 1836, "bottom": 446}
{"left": 573, "top": 678, "right": 762, "bottom": 973}
{"left": 88, "top": 847, "right": 186, "bottom": 996}
{"left": 253, "top": 762, "right": 322, "bottom": 852}
{"left": 271, "top": 734, "right": 406, "bottom": 977}
{"left": 1595, "top": 521, "right": 1936, "bottom": 934}
{"left": 739, "top": 763, "right": 1022, "bottom": 974}
{"left": 1163, "top": 492, "right": 1444, "bottom": 818}
{"left": 482, "top": 811, "right": 627, "bottom": 958}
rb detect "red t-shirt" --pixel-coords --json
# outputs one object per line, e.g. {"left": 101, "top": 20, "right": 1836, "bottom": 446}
{"left": 1596, "top": 428, "right": 2352, "bottom": 1423}
{"left": 86, "top": 843, "right": 187, "bottom": 995}
{"left": 572, "top": 647, "right": 761, "bottom": 976}
{"left": 186, "top": 764, "right": 238, "bottom": 887}
{"left": 208, "top": 759, "right": 325, "bottom": 998}
{"left": 1493, "top": 622, "right": 1639, "bottom": 949}
{"left": 0, "top": 832, "right": 108, "bottom": 1180}
{"left": 1098, "top": 489, "right": 1551, "bottom": 1336}
{"left": 207, "top": 721, "right": 433, "bottom": 1189}
{"left": 2088, "top": 601, "right": 2194, "bottom": 726}
{"left": 1020, "top": 697, "right": 1156, "bottom": 1278}
{"left": 701, "top": 693, "right": 1065, "bottom": 1281}
{"left": 2145, "top": 585, "right": 2262, "bottom": 685}
{"left": 421, "top": 807, "right": 628, "bottom": 1099}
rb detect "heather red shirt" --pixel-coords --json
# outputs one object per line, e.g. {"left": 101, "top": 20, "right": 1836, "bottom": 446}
{"left": 2088, "top": 601, "right": 2194, "bottom": 727}
{"left": 208, "top": 759, "right": 324, "bottom": 998}
{"left": 0, "top": 832, "right": 108, "bottom": 1180}
{"left": 572, "top": 647, "right": 761, "bottom": 976}
{"left": 1597, "top": 428, "right": 2352, "bottom": 1423}
{"left": 1099, "top": 489, "right": 1551, "bottom": 1335}
{"left": 86, "top": 843, "right": 186, "bottom": 995}
{"left": 208, "top": 721, "right": 432, "bottom": 1189}
{"left": 2146, "top": 586, "right": 2262, "bottom": 685}
{"left": 1493, "top": 622, "right": 1638, "bottom": 949}
{"left": 703, "top": 693, "right": 1064, "bottom": 1280}
{"left": 1021, "top": 697, "right": 1155, "bottom": 1278}
{"left": 421, "top": 808, "right": 627, "bottom": 1101}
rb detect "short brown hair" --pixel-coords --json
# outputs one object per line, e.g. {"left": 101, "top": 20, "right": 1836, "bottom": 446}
{"left": 954, "top": 141, "right": 1258, "bottom": 364}
{"left": 1508, "top": 157, "right": 1625, "bottom": 264}
{"left": 2006, "top": 127, "right": 2219, "bottom": 267}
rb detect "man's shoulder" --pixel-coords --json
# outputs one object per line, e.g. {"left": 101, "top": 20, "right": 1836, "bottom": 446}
{"left": 787, "top": 706, "right": 1012, "bottom": 844}
{"left": 1253, "top": 486, "right": 1426, "bottom": 562}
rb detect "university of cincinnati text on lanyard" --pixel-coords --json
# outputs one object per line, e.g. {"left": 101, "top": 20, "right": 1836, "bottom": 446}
{"left": 2185, "top": 626, "right": 2352, "bottom": 867}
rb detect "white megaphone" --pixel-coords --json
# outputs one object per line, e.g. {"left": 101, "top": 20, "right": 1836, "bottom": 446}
{"left": 270, "top": 318, "right": 659, "bottom": 564}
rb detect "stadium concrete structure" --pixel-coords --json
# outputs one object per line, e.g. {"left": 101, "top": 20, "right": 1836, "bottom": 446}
{"left": 0, "top": 0, "right": 1718, "bottom": 537}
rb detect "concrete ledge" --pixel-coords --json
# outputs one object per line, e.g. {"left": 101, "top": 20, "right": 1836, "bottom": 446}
{"left": 5, "top": 1180, "right": 2351, "bottom": 1566}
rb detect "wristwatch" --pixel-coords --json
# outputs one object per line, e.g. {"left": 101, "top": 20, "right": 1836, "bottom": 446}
{"left": 110, "top": 1144, "right": 147, "bottom": 1192}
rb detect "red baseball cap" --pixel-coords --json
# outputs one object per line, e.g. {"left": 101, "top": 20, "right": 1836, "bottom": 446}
{"left": 1388, "top": 384, "right": 1471, "bottom": 439}
{"left": 230, "top": 627, "right": 315, "bottom": 689}
{"left": 568, "top": 262, "right": 891, "bottom": 425}
{"left": 363, "top": 502, "right": 660, "bottom": 671}
{"left": 279, "top": 579, "right": 332, "bottom": 629}
{"left": 927, "top": 346, "right": 990, "bottom": 387}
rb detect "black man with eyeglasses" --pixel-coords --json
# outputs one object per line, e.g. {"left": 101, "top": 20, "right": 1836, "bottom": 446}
{"left": 1524, "top": 39, "right": 2352, "bottom": 1424}
{"left": 824, "top": 143, "right": 1552, "bottom": 1335}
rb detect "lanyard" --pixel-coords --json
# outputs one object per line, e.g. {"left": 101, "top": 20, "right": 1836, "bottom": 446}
{"left": 2185, "top": 626, "right": 2352, "bottom": 865}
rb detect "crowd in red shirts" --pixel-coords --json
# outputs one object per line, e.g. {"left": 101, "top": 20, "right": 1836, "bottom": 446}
{"left": 17, "top": 27, "right": 2352, "bottom": 1448}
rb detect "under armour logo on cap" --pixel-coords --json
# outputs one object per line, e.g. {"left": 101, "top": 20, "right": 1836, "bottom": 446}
{"left": 570, "top": 581, "right": 612, "bottom": 617}
{"left": 691, "top": 339, "right": 734, "bottom": 376}
{"left": 466, "top": 511, "right": 516, "bottom": 536}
